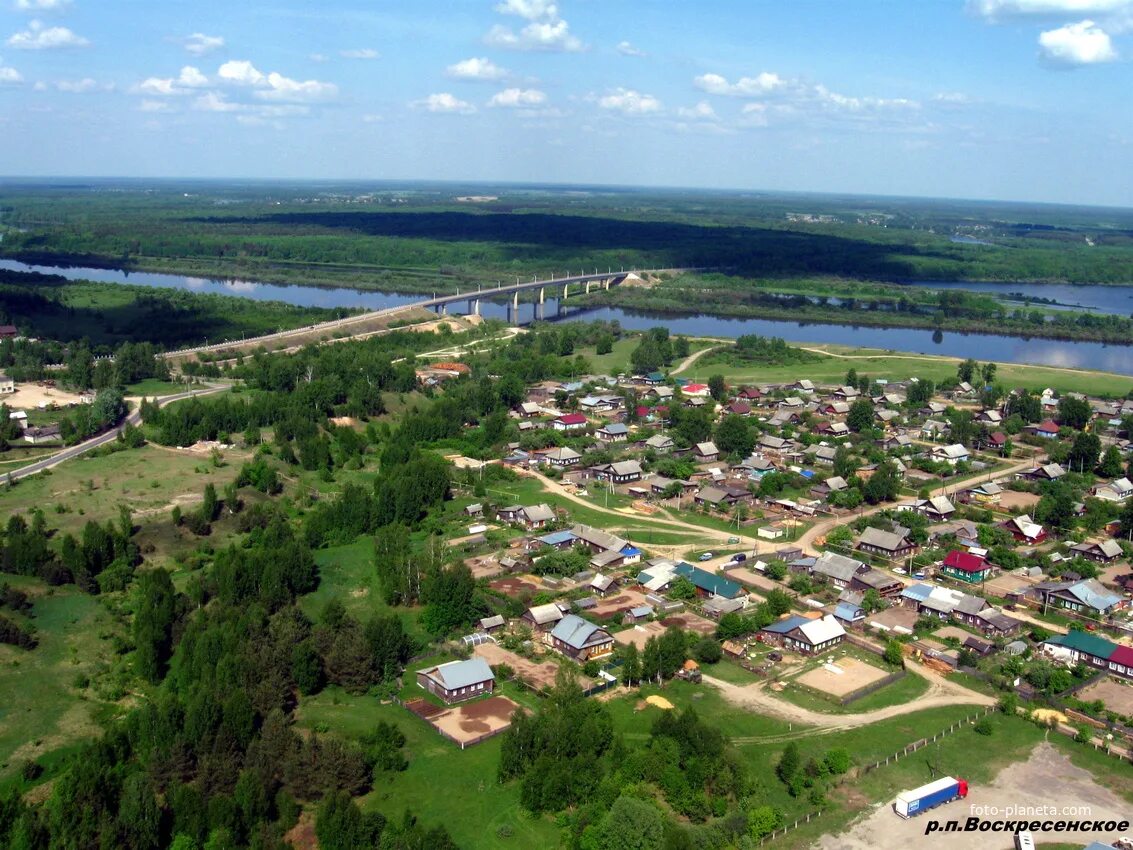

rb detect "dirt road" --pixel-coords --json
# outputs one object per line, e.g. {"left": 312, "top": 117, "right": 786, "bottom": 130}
{"left": 702, "top": 659, "right": 994, "bottom": 735}
{"left": 671, "top": 344, "right": 719, "bottom": 375}
{"left": 814, "top": 742, "right": 1130, "bottom": 850}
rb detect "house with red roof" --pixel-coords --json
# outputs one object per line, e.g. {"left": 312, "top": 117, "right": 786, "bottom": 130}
{"left": 552, "top": 413, "right": 588, "bottom": 432}
{"left": 1028, "top": 419, "right": 1060, "bottom": 439}
{"left": 940, "top": 550, "right": 993, "bottom": 584}
{"left": 682, "top": 383, "right": 711, "bottom": 398}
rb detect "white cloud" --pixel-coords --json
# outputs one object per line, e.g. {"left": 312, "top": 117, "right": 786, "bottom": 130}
{"left": 194, "top": 91, "right": 242, "bottom": 112}
{"left": 183, "top": 33, "right": 224, "bottom": 55}
{"left": 340, "top": 48, "right": 380, "bottom": 59}
{"left": 1038, "top": 18, "right": 1118, "bottom": 63}
{"left": 14, "top": 0, "right": 71, "bottom": 10}
{"left": 933, "top": 91, "right": 972, "bottom": 103}
{"left": 446, "top": 56, "right": 508, "bottom": 80}
{"left": 616, "top": 40, "right": 645, "bottom": 57}
{"left": 137, "top": 65, "right": 208, "bottom": 96}
{"left": 256, "top": 71, "right": 337, "bottom": 102}
{"left": 413, "top": 92, "right": 476, "bottom": 114}
{"left": 309, "top": 53, "right": 328, "bottom": 63}
{"left": 7, "top": 19, "right": 88, "bottom": 49}
{"left": 596, "top": 87, "right": 662, "bottom": 114}
{"left": 488, "top": 87, "right": 546, "bottom": 107}
{"left": 694, "top": 71, "right": 788, "bottom": 97}
{"left": 486, "top": 19, "right": 583, "bottom": 51}
{"left": 362, "top": 113, "right": 383, "bottom": 123}
{"left": 969, "top": 0, "right": 1132, "bottom": 18}
{"left": 0, "top": 62, "right": 21, "bottom": 85}
{"left": 139, "top": 99, "right": 172, "bottom": 112}
{"left": 56, "top": 77, "right": 99, "bottom": 93}
{"left": 676, "top": 101, "right": 716, "bottom": 120}
{"left": 217, "top": 59, "right": 265, "bottom": 86}
{"left": 495, "top": 0, "right": 558, "bottom": 20}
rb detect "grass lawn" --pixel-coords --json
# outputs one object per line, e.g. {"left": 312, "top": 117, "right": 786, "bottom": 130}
{"left": 702, "top": 342, "right": 1133, "bottom": 398}
{"left": 295, "top": 688, "right": 561, "bottom": 850}
{"left": 702, "top": 658, "right": 763, "bottom": 685}
{"left": 772, "top": 669, "right": 930, "bottom": 715}
{"left": 0, "top": 582, "right": 126, "bottom": 781}
{"left": 577, "top": 337, "right": 638, "bottom": 376}
{"left": 299, "top": 539, "right": 429, "bottom": 641}
{"left": 125, "top": 379, "right": 192, "bottom": 397}
{"left": 0, "top": 443, "right": 245, "bottom": 537}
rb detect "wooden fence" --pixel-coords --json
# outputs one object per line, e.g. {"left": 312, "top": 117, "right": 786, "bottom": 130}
{"left": 757, "top": 809, "right": 823, "bottom": 846}
{"left": 861, "top": 708, "right": 992, "bottom": 773}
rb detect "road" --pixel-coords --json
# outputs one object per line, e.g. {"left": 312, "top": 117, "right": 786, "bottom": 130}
{"left": 671, "top": 344, "right": 719, "bottom": 375}
{"left": 8, "top": 385, "right": 226, "bottom": 482}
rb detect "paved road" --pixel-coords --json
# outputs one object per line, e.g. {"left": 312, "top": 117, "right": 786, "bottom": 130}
{"left": 9, "top": 385, "right": 226, "bottom": 482}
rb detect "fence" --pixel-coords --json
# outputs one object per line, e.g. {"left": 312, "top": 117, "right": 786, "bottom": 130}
{"left": 757, "top": 810, "right": 823, "bottom": 846}
{"left": 861, "top": 708, "right": 992, "bottom": 773}
{"left": 837, "top": 669, "right": 907, "bottom": 706}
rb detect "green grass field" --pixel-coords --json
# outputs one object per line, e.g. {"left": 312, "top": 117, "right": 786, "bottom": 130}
{"left": 295, "top": 688, "right": 561, "bottom": 850}
{"left": 125, "top": 379, "right": 191, "bottom": 397}
{"left": 0, "top": 580, "right": 126, "bottom": 781}
{"left": 690, "top": 342, "right": 1133, "bottom": 397}
{"left": 772, "top": 669, "right": 931, "bottom": 715}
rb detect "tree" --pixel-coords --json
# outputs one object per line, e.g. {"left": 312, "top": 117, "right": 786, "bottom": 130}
{"left": 981, "top": 362, "right": 997, "bottom": 385}
{"left": 620, "top": 642, "right": 641, "bottom": 687}
{"left": 714, "top": 415, "right": 754, "bottom": 458}
{"left": 597, "top": 796, "right": 665, "bottom": 850}
{"left": 134, "top": 569, "right": 177, "bottom": 683}
{"left": 844, "top": 368, "right": 858, "bottom": 386}
{"left": 776, "top": 742, "right": 800, "bottom": 783}
{"left": 1099, "top": 445, "right": 1125, "bottom": 478}
{"left": 667, "top": 576, "right": 698, "bottom": 601}
{"left": 1058, "top": 395, "right": 1091, "bottom": 430}
{"left": 1067, "top": 431, "right": 1102, "bottom": 473}
{"left": 832, "top": 445, "right": 856, "bottom": 479}
{"left": 862, "top": 462, "right": 900, "bottom": 504}
{"left": 846, "top": 398, "right": 874, "bottom": 433}
{"left": 707, "top": 374, "right": 727, "bottom": 402}
{"left": 692, "top": 636, "right": 722, "bottom": 664}
{"left": 957, "top": 359, "right": 978, "bottom": 385}
{"left": 861, "top": 589, "right": 883, "bottom": 613}
{"left": 765, "top": 589, "right": 792, "bottom": 617}
{"left": 883, "top": 640, "right": 904, "bottom": 666}
{"left": 906, "top": 378, "right": 935, "bottom": 406}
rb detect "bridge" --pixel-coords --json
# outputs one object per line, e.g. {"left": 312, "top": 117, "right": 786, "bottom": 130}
{"left": 161, "top": 267, "right": 679, "bottom": 364}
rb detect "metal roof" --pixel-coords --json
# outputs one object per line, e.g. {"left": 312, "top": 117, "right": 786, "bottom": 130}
{"left": 550, "top": 614, "right": 609, "bottom": 650}
{"left": 425, "top": 658, "right": 494, "bottom": 690}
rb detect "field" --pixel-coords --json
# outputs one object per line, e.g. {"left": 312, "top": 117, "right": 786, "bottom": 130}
{"left": 0, "top": 442, "right": 246, "bottom": 537}
{"left": 472, "top": 642, "right": 593, "bottom": 693}
{"left": 684, "top": 342, "right": 1133, "bottom": 397}
{"left": 796, "top": 655, "right": 892, "bottom": 699}
{"left": 0, "top": 580, "right": 125, "bottom": 782}
{"left": 1075, "top": 677, "right": 1133, "bottom": 717}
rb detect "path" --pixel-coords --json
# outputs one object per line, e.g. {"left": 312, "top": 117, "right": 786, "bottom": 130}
{"left": 793, "top": 454, "right": 1041, "bottom": 557}
{"left": 671, "top": 344, "right": 719, "bottom": 375}
{"left": 702, "top": 658, "right": 994, "bottom": 734}
{"left": 8, "top": 384, "right": 228, "bottom": 482}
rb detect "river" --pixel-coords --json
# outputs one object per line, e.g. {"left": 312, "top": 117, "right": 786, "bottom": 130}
{"left": 3, "top": 258, "right": 1133, "bottom": 376}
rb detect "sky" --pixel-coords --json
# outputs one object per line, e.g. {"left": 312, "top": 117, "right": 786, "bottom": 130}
{"left": 0, "top": 0, "right": 1131, "bottom": 206}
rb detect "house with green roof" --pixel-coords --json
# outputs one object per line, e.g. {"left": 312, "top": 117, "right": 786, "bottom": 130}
{"left": 674, "top": 563, "right": 745, "bottom": 599}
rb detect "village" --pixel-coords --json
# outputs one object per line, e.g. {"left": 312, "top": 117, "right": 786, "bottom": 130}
{"left": 394, "top": 360, "right": 1133, "bottom": 758}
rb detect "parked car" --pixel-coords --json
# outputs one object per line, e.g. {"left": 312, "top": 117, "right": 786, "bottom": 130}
{"left": 731, "top": 553, "right": 747, "bottom": 563}
{"left": 699, "top": 552, "right": 714, "bottom": 561}
{"left": 727, "top": 536, "right": 740, "bottom": 544}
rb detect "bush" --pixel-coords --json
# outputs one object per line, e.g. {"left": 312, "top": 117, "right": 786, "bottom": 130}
{"left": 692, "top": 636, "right": 722, "bottom": 665}
{"left": 973, "top": 716, "right": 993, "bottom": 736}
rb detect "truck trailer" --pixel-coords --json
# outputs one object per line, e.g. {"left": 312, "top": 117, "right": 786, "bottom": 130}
{"left": 893, "top": 776, "right": 968, "bottom": 818}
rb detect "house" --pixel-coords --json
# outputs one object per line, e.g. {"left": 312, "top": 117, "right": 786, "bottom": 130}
{"left": 522, "top": 602, "right": 567, "bottom": 632}
{"left": 623, "top": 605, "right": 654, "bottom": 624}
{"left": 737, "top": 387, "right": 763, "bottom": 401}
{"left": 640, "top": 371, "right": 666, "bottom": 386}
{"left": 850, "top": 569, "right": 905, "bottom": 598}
{"left": 1032, "top": 578, "right": 1126, "bottom": 617}
{"left": 478, "top": 614, "right": 506, "bottom": 634}
{"left": 682, "top": 383, "right": 711, "bottom": 398}
{"left": 464, "top": 503, "right": 484, "bottom": 517}
{"left": 833, "top": 601, "right": 866, "bottom": 627}
{"left": 778, "top": 396, "right": 805, "bottom": 409}
{"left": 832, "top": 385, "right": 860, "bottom": 401}
{"left": 875, "top": 409, "right": 901, "bottom": 428}
{"left": 694, "top": 485, "right": 753, "bottom": 510}
{"left": 590, "top": 549, "right": 626, "bottom": 571}
{"left": 758, "top": 435, "right": 794, "bottom": 456}
{"left": 932, "top": 444, "right": 970, "bottom": 466}
{"left": 571, "top": 525, "right": 630, "bottom": 555}
{"left": 1023, "top": 463, "right": 1066, "bottom": 482}
{"left": 673, "top": 562, "right": 745, "bottom": 599}
{"left": 650, "top": 476, "right": 695, "bottom": 497}
{"left": 818, "top": 401, "right": 851, "bottom": 417}
{"left": 589, "top": 573, "right": 618, "bottom": 596}
{"left": 703, "top": 595, "right": 747, "bottom": 619}
{"left": 636, "top": 560, "right": 681, "bottom": 593}
{"left": 0, "top": 375, "right": 13, "bottom": 394}
{"left": 791, "top": 379, "right": 815, "bottom": 394}
{"left": 1094, "top": 477, "right": 1133, "bottom": 503}
{"left": 535, "top": 529, "right": 577, "bottom": 551}
{"left": 1042, "top": 630, "right": 1119, "bottom": 674}
{"left": 649, "top": 385, "right": 675, "bottom": 401}
{"left": 808, "top": 445, "right": 838, "bottom": 465}
{"left": 1028, "top": 419, "right": 1060, "bottom": 439}
{"left": 972, "top": 608, "right": 1022, "bottom": 638}
{"left": 591, "top": 460, "right": 643, "bottom": 484}
{"left": 811, "top": 552, "right": 869, "bottom": 589}
{"left": 909, "top": 495, "right": 956, "bottom": 521}
{"left": 540, "top": 446, "right": 582, "bottom": 467}
{"left": 0, "top": 325, "right": 17, "bottom": 340}
{"left": 962, "top": 635, "right": 994, "bottom": 657}
{"left": 693, "top": 441, "right": 720, "bottom": 462}
{"left": 549, "top": 614, "right": 614, "bottom": 661}
{"left": 920, "top": 401, "right": 948, "bottom": 416}
{"left": 815, "top": 421, "right": 850, "bottom": 438}
{"left": 579, "top": 394, "right": 623, "bottom": 413}
{"left": 981, "top": 431, "right": 1008, "bottom": 452}
{"left": 595, "top": 423, "right": 629, "bottom": 443}
{"left": 761, "top": 614, "right": 846, "bottom": 655}
{"left": 940, "top": 550, "right": 993, "bottom": 584}
{"left": 962, "top": 481, "right": 1002, "bottom": 506}
{"left": 552, "top": 413, "right": 588, "bottom": 431}
{"left": 497, "top": 503, "right": 555, "bottom": 530}
{"left": 726, "top": 401, "right": 753, "bottom": 416}
{"left": 734, "top": 456, "right": 776, "bottom": 479}
{"left": 417, "top": 658, "right": 495, "bottom": 704}
{"left": 1070, "top": 540, "right": 1124, "bottom": 563}
{"left": 644, "top": 433, "right": 675, "bottom": 452}
{"left": 810, "top": 476, "right": 848, "bottom": 500}
{"left": 1001, "top": 514, "right": 1047, "bottom": 545}
{"left": 921, "top": 419, "right": 949, "bottom": 439}
{"left": 977, "top": 409, "right": 1003, "bottom": 425}
{"left": 855, "top": 527, "right": 918, "bottom": 559}
{"left": 23, "top": 424, "right": 61, "bottom": 445}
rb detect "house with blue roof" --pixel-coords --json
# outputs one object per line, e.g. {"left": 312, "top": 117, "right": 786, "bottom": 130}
{"left": 1032, "top": 578, "right": 1126, "bottom": 617}
{"left": 549, "top": 614, "right": 614, "bottom": 661}
{"left": 535, "top": 529, "right": 577, "bottom": 550}
{"left": 417, "top": 658, "right": 495, "bottom": 704}
{"left": 833, "top": 601, "right": 865, "bottom": 627}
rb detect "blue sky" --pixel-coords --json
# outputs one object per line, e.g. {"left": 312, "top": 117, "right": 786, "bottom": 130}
{"left": 1, "top": 0, "right": 1131, "bottom": 205}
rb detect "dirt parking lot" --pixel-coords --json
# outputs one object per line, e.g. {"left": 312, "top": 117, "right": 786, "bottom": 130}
{"left": 796, "top": 655, "right": 890, "bottom": 698}
{"left": 816, "top": 743, "right": 1130, "bottom": 850}
{"left": 4, "top": 383, "right": 87, "bottom": 411}
{"left": 1077, "top": 677, "right": 1133, "bottom": 717}
{"left": 998, "top": 490, "right": 1041, "bottom": 512}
